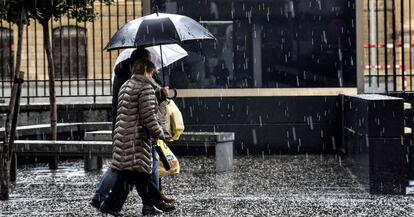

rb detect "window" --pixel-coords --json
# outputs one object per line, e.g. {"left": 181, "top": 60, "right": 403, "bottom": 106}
{"left": 52, "top": 26, "right": 87, "bottom": 79}
{"left": 152, "top": 0, "right": 356, "bottom": 88}
{"left": 0, "top": 27, "right": 14, "bottom": 81}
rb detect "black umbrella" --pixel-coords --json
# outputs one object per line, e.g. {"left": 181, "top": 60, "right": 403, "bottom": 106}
{"left": 105, "top": 12, "right": 216, "bottom": 51}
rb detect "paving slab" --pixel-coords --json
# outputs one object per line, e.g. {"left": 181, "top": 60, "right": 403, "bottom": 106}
{"left": 1, "top": 155, "right": 413, "bottom": 216}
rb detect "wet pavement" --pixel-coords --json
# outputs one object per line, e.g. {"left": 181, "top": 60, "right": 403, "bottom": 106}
{"left": 1, "top": 155, "right": 414, "bottom": 216}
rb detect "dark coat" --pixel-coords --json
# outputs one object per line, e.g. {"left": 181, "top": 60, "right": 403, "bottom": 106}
{"left": 111, "top": 74, "right": 165, "bottom": 173}
{"left": 112, "top": 61, "right": 132, "bottom": 130}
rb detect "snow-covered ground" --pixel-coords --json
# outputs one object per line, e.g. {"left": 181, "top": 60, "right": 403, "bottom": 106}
{"left": 1, "top": 155, "right": 413, "bottom": 216}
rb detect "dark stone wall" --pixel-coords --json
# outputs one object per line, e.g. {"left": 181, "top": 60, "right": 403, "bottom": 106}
{"left": 0, "top": 96, "right": 342, "bottom": 155}
{"left": 175, "top": 96, "right": 341, "bottom": 154}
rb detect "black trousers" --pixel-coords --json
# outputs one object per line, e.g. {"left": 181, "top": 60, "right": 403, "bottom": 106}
{"left": 103, "top": 170, "right": 163, "bottom": 211}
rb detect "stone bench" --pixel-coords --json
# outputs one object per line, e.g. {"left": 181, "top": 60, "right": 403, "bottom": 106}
{"left": 0, "top": 140, "right": 113, "bottom": 172}
{"left": 0, "top": 122, "right": 113, "bottom": 175}
{"left": 84, "top": 130, "right": 235, "bottom": 172}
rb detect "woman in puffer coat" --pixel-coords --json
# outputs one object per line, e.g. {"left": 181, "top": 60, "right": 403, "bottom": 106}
{"left": 100, "top": 58, "right": 175, "bottom": 216}
{"left": 91, "top": 49, "right": 175, "bottom": 212}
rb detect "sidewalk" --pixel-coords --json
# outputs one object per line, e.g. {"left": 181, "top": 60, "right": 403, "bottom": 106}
{"left": 1, "top": 155, "right": 413, "bottom": 216}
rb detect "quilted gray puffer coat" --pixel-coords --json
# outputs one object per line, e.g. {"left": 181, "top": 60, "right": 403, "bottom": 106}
{"left": 111, "top": 74, "right": 165, "bottom": 173}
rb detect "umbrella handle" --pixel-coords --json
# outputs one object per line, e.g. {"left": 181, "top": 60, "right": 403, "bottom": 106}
{"left": 166, "top": 88, "right": 177, "bottom": 99}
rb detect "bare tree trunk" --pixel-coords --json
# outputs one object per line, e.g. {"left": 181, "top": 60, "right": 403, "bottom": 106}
{"left": 0, "top": 10, "right": 25, "bottom": 200}
{"left": 41, "top": 21, "right": 58, "bottom": 170}
{"left": 0, "top": 82, "right": 16, "bottom": 200}
{"left": 0, "top": 71, "right": 24, "bottom": 200}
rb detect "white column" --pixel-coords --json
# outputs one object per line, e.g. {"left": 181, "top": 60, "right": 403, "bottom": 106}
{"left": 356, "top": 0, "right": 365, "bottom": 93}
{"left": 369, "top": 0, "right": 378, "bottom": 88}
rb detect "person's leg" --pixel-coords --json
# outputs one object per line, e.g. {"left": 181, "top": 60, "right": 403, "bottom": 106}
{"left": 92, "top": 168, "right": 119, "bottom": 203}
{"left": 135, "top": 172, "right": 163, "bottom": 205}
{"left": 135, "top": 172, "right": 175, "bottom": 215}
{"left": 101, "top": 171, "right": 131, "bottom": 212}
{"left": 158, "top": 176, "right": 177, "bottom": 203}
{"left": 152, "top": 146, "right": 160, "bottom": 190}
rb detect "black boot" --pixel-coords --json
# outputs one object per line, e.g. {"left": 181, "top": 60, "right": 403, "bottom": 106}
{"left": 142, "top": 202, "right": 175, "bottom": 216}
{"left": 100, "top": 203, "right": 123, "bottom": 217}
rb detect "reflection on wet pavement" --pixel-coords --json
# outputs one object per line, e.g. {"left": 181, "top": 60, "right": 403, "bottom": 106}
{"left": 1, "top": 155, "right": 414, "bottom": 216}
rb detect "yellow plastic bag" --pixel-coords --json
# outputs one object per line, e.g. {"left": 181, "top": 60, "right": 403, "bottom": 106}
{"left": 157, "top": 139, "right": 180, "bottom": 177}
{"left": 167, "top": 100, "right": 185, "bottom": 141}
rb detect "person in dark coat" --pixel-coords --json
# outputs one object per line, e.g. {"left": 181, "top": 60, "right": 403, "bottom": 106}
{"left": 100, "top": 58, "right": 175, "bottom": 216}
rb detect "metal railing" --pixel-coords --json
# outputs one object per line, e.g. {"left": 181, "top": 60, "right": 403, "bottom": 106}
{"left": 364, "top": 0, "right": 414, "bottom": 93}
{"left": 0, "top": 1, "right": 142, "bottom": 103}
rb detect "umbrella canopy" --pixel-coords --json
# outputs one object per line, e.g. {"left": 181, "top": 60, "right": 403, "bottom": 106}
{"left": 105, "top": 13, "right": 215, "bottom": 50}
{"left": 114, "top": 44, "right": 188, "bottom": 69}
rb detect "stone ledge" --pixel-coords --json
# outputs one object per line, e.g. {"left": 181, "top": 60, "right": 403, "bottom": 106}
{"left": 85, "top": 130, "right": 235, "bottom": 144}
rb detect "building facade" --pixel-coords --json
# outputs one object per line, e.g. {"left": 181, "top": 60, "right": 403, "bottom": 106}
{"left": 1, "top": 0, "right": 414, "bottom": 97}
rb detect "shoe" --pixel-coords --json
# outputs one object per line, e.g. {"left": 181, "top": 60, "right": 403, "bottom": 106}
{"left": 160, "top": 191, "right": 176, "bottom": 203}
{"left": 154, "top": 201, "right": 175, "bottom": 213}
{"left": 142, "top": 204, "right": 163, "bottom": 216}
{"left": 100, "top": 203, "right": 123, "bottom": 217}
{"left": 90, "top": 199, "right": 102, "bottom": 209}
